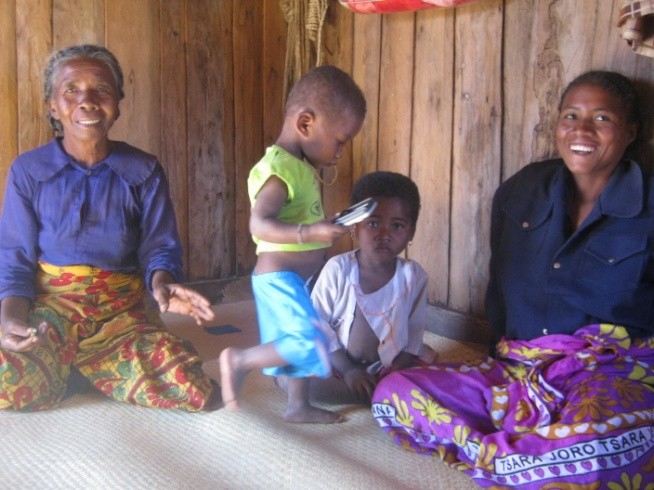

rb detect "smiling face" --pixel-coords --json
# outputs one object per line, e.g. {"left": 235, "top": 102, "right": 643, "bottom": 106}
{"left": 353, "top": 196, "right": 415, "bottom": 267}
{"left": 556, "top": 83, "right": 637, "bottom": 183}
{"left": 49, "top": 57, "right": 120, "bottom": 159}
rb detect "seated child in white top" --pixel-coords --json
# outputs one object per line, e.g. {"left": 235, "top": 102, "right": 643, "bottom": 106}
{"left": 310, "top": 171, "right": 435, "bottom": 404}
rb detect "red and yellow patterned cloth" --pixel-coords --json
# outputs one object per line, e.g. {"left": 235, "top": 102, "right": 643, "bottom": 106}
{"left": 0, "top": 262, "right": 214, "bottom": 412}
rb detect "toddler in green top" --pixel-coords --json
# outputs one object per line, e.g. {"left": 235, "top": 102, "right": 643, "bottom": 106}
{"left": 219, "top": 65, "right": 366, "bottom": 423}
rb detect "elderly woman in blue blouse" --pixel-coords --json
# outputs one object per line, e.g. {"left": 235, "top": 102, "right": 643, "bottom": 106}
{"left": 0, "top": 44, "right": 218, "bottom": 412}
{"left": 372, "top": 71, "right": 654, "bottom": 488}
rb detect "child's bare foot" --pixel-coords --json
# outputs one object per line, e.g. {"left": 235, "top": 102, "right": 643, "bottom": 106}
{"left": 273, "top": 374, "right": 289, "bottom": 391}
{"left": 219, "top": 347, "right": 246, "bottom": 411}
{"left": 283, "top": 404, "right": 344, "bottom": 424}
{"left": 283, "top": 376, "right": 340, "bottom": 423}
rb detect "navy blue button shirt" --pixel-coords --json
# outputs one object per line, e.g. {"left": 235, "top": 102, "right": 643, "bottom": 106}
{"left": 486, "top": 158, "right": 654, "bottom": 341}
{"left": 0, "top": 138, "right": 184, "bottom": 301}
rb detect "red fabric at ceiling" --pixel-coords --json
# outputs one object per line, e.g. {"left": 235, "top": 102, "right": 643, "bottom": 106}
{"left": 339, "top": 0, "right": 480, "bottom": 14}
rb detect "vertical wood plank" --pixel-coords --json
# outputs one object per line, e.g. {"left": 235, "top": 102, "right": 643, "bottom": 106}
{"left": 322, "top": 2, "right": 355, "bottom": 256}
{"left": 53, "top": 0, "right": 104, "bottom": 48}
{"left": 351, "top": 13, "right": 382, "bottom": 182}
{"left": 233, "top": 0, "right": 263, "bottom": 274}
{"left": 0, "top": 0, "right": 18, "bottom": 204}
{"left": 106, "top": 0, "right": 160, "bottom": 157}
{"left": 186, "top": 0, "right": 235, "bottom": 279}
{"left": 377, "top": 12, "right": 415, "bottom": 175}
{"left": 16, "top": 0, "right": 53, "bottom": 154}
{"left": 580, "top": 1, "right": 654, "bottom": 166}
{"left": 502, "top": 0, "right": 542, "bottom": 181}
{"left": 589, "top": 2, "right": 638, "bottom": 72}
{"left": 409, "top": 8, "right": 455, "bottom": 305}
{"left": 160, "top": 0, "right": 189, "bottom": 273}
{"left": 449, "top": 0, "right": 503, "bottom": 315}
{"left": 262, "top": 1, "right": 287, "bottom": 147}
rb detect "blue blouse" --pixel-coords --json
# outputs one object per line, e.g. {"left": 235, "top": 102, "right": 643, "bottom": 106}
{"left": 486, "top": 158, "right": 654, "bottom": 341}
{"left": 0, "top": 138, "right": 183, "bottom": 301}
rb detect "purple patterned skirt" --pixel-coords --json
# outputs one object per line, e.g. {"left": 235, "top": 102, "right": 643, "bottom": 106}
{"left": 372, "top": 324, "right": 654, "bottom": 488}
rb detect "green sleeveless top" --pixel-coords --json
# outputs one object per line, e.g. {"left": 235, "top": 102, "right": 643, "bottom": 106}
{"left": 248, "top": 145, "right": 330, "bottom": 254}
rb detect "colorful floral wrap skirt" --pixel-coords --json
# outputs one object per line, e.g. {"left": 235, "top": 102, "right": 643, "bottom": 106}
{"left": 372, "top": 324, "right": 654, "bottom": 489}
{"left": 0, "top": 262, "right": 214, "bottom": 412}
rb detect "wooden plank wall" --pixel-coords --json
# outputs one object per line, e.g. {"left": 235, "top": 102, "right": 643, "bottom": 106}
{"left": 1, "top": 0, "right": 653, "bottom": 319}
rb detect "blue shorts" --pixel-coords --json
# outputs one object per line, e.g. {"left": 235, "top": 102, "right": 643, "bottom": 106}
{"left": 252, "top": 271, "right": 331, "bottom": 378}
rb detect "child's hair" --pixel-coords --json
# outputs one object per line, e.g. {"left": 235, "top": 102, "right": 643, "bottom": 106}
{"left": 351, "top": 171, "right": 421, "bottom": 226}
{"left": 285, "top": 65, "right": 367, "bottom": 121}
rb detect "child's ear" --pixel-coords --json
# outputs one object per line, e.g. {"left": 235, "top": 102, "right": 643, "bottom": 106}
{"left": 295, "top": 111, "right": 315, "bottom": 137}
{"left": 409, "top": 224, "right": 416, "bottom": 241}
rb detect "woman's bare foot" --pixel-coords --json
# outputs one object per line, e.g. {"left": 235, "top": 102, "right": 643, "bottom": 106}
{"left": 283, "top": 404, "right": 344, "bottom": 424}
{"left": 219, "top": 347, "right": 247, "bottom": 411}
{"left": 202, "top": 379, "right": 223, "bottom": 411}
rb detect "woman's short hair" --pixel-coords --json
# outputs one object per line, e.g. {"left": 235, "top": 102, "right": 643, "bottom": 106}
{"left": 558, "top": 70, "right": 641, "bottom": 128}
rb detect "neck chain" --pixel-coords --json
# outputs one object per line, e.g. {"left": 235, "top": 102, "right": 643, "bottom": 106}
{"left": 313, "top": 166, "right": 338, "bottom": 187}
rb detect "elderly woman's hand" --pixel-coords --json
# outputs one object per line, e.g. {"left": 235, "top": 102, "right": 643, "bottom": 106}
{"left": 151, "top": 271, "right": 215, "bottom": 325}
{"left": 155, "top": 283, "right": 216, "bottom": 325}
{"left": 0, "top": 319, "right": 47, "bottom": 352}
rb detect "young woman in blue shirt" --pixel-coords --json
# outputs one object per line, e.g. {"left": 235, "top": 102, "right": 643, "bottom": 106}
{"left": 372, "top": 71, "right": 654, "bottom": 488}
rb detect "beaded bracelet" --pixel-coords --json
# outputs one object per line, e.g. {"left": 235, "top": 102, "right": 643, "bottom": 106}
{"left": 297, "top": 223, "right": 304, "bottom": 245}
